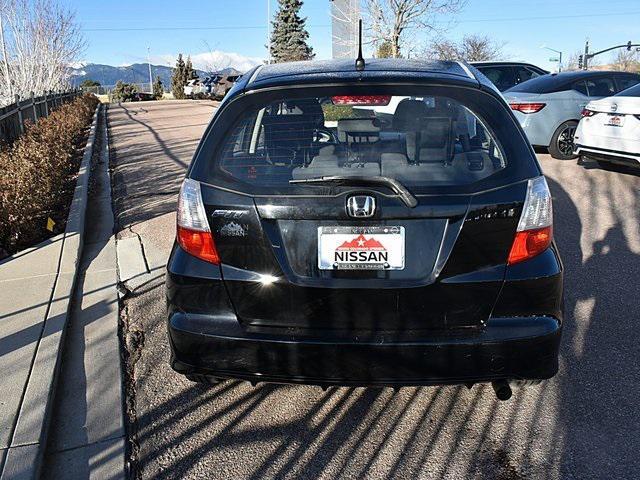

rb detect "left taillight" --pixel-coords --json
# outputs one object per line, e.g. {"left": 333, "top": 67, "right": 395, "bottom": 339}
{"left": 581, "top": 108, "right": 596, "bottom": 117}
{"left": 176, "top": 178, "right": 220, "bottom": 264}
{"left": 507, "top": 176, "right": 553, "bottom": 265}
{"left": 509, "top": 102, "right": 546, "bottom": 114}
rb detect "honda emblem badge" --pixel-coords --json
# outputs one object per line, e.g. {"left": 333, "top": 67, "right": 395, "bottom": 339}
{"left": 347, "top": 195, "right": 376, "bottom": 218}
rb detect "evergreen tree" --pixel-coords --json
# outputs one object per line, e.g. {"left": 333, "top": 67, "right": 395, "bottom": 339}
{"left": 152, "top": 76, "right": 164, "bottom": 99}
{"left": 269, "top": 0, "right": 314, "bottom": 63}
{"left": 185, "top": 56, "right": 198, "bottom": 80}
{"left": 172, "top": 54, "right": 187, "bottom": 99}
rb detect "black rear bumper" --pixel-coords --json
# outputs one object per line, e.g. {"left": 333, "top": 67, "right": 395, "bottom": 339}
{"left": 168, "top": 313, "right": 561, "bottom": 387}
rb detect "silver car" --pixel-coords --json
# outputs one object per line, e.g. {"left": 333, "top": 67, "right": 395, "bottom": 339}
{"left": 503, "top": 71, "right": 640, "bottom": 159}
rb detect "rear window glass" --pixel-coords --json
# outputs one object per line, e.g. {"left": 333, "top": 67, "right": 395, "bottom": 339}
{"left": 616, "top": 82, "right": 640, "bottom": 97}
{"left": 215, "top": 95, "right": 506, "bottom": 189}
{"left": 585, "top": 77, "right": 616, "bottom": 97}
{"left": 477, "top": 66, "right": 515, "bottom": 91}
{"left": 506, "top": 75, "right": 559, "bottom": 93}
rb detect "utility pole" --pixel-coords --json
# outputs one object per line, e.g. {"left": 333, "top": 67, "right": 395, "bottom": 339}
{"left": 583, "top": 39, "right": 590, "bottom": 70}
{"left": 266, "top": 0, "right": 271, "bottom": 64}
{"left": 147, "top": 46, "right": 153, "bottom": 93}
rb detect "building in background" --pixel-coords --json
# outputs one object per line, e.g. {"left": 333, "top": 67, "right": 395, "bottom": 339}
{"left": 331, "top": 0, "right": 360, "bottom": 59}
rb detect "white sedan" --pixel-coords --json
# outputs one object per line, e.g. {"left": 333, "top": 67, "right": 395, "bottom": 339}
{"left": 574, "top": 82, "right": 640, "bottom": 168}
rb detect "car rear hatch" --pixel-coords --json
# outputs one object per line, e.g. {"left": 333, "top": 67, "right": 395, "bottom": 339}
{"left": 188, "top": 86, "right": 539, "bottom": 334}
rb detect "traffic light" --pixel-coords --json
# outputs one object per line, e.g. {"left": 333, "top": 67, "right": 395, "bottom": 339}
{"left": 627, "top": 41, "right": 632, "bottom": 51}
{"left": 578, "top": 55, "right": 583, "bottom": 69}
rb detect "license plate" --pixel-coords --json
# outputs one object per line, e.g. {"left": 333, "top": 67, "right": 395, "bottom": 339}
{"left": 318, "top": 226, "right": 405, "bottom": 270}
{"left": 606, "top": 115, "right": 625, "bottom": 127}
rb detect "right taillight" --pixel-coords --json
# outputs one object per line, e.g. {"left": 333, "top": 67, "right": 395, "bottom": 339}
{"left": 176, "top": 178, "right": 220, "bottom": 264}
{"left": 509, "top": 102, "right": 546, "bottom": 114}
{"left": 508, "top": 176, "right": 553, "bottom": 265}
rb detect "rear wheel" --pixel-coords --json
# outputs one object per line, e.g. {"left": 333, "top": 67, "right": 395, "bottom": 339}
{"left": 185, "top": 373, "right": 221, "bottom": 385}
{"left": 549, "top": 121, "right": 578, "bottom": 160}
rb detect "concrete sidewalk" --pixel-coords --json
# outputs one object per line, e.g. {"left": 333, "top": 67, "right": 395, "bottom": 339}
{"left": 42, "top": 106, "right": 125, "bottom": 479}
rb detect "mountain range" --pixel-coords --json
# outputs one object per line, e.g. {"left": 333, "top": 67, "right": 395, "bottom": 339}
{"left": 69, "top": 63, "right": 243, "bottom": 88}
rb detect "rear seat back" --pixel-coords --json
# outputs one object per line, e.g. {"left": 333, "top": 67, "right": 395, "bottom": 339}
{"left": 417, "top": 117, "right": 455, "bottom": 164}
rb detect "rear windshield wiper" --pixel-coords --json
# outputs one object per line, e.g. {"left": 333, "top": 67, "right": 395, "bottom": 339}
{"left": 289, "top": 175, "right": 418, "bottom": 208}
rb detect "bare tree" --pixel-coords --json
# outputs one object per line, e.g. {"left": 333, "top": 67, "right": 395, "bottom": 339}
{"left": 611, "top": 49, "right": 639, "bottom": 72}
{"left": 459, "top": 34, "right": 504, "bottom": 61}
{"left": 426, "top": 34, "right": 504, "bottom": 61}
{"left": 0, "top": 0, "right": 84, "bottom": 103}
{"left": 364, "top": 0, "right": 466, "bottom": 58}
{"left": 426, "top": 37, "right": 458, "bottom": 60}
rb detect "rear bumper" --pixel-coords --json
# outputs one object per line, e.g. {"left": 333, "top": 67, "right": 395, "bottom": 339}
{"left": 168, "top": 313, "right": 561, "bottom": 387}
{"left": 575, "top": 144, "right": 640, "bottom": 166}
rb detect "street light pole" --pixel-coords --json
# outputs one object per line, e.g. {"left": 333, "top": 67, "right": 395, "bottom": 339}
{"left": 266, "top": 0, "right": 271, "bottom": 64}
{"left": 147, "top": 46, "right": 153, "bottom": 93}
{"left": 541, "top": 45, "right": 563, "bottom": 72}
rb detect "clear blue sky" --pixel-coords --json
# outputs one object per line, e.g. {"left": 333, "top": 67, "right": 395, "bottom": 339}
{"left": 66, "top": 0, "right": 640, "bottom": 71}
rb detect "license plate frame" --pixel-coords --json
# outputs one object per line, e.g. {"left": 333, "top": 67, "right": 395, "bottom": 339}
{"left": 606, "top": 114, "right": 625, "bottom": 127}
{"left": 317, "top": 226, "right": 405, "bottom": 270}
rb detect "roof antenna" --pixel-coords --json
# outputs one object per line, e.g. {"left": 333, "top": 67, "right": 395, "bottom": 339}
{"left": 355, "top": 19, "right": 365, "bottom": 72}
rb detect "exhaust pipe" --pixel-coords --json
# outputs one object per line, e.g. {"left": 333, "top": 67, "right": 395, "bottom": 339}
{"left": 492, "top": 380, "right": 512, "bottom": 401}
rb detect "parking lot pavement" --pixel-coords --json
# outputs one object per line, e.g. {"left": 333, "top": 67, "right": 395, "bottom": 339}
{"left": 108, "top": 101, "right": 640, "bottom": 480}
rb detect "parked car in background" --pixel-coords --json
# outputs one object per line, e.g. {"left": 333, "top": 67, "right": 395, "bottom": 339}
{"left": 131, "top": 92, "right": 155, "bottom": 102}
{"left": 212, "top": 74, "right": 240, "bottom": 99}
{"left": 471, "top": 62, "right": 548, "bottom": 92}
{"left": 184, "top": 79, "right": 198, "bottom": 97}
{"left": 166, "top": 59, "right": 563, "bottom": 401}
{"left": 574, "top": 82, "right": 640, "bottom": 169}
{"left": 503, "top": 70, "right": 640, "bottom": 159}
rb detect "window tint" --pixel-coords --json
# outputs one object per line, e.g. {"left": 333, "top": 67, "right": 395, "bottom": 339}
{"left": 615, "top": 82, "right": 640, "bottom": 97}
{"left": 572, "top": 80, "right": 588, "bottom": 95}
{"left": 515, "top": 67, "right": 541, "bottom": 84}
{"left": 216, "top": 95, "right": 506, "bottom": 189}
{"left": 615, "top": 75, "right": 640, "bottom": 92}
{"left": 478, "top": 66, "right": 515, "bottom": 91}
{"left": 586, "top": 77, "right": 616, "bottom": 97}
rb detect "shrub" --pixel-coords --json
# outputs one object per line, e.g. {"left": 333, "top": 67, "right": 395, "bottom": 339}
{"left": 112, "top": 80, "right": 140, "bottom": 102}
{"left": 0, "top": 93, "right": 99, "bottom": 255}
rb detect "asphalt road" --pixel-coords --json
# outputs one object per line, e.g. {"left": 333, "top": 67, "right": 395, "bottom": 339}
{"left": 108, "top": 100, "right": 640, "bottom": 480}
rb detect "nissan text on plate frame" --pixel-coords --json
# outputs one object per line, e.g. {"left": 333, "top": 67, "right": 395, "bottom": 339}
{"left": 165, "top": 59, "right": 564, "bottom": 401}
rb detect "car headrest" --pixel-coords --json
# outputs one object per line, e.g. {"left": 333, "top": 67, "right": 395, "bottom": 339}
{"left": 337, "top": 118, "right": 381, "bottom": 143}
{"left": 419, "top": 118, "right": 453, "bottom": 148}
{"left": 393, "top": 99, "right": 429, "bottom": 131}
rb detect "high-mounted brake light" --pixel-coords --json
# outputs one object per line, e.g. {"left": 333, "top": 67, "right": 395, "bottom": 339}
{"left": 581, "top": 108, "right": 596, "bottom": 117}
{"left": 176, "top": 178, "right": 220, "bottom": 264}
{"left": 509, "top": 102, "right": 546, "bottom": 114}
{"left": 331, "top": 95, "right": 392, "bottom": 106}
{"left": 507, "top": 177, "right": 553, "bottom": 265}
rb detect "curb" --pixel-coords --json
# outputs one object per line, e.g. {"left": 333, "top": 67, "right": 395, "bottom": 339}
{"left": 0, "top": 105, "right": 101, "bottom": 480}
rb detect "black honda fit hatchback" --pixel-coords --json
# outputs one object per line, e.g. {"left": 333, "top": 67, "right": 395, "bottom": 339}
{"left": 166, "top": 59, "right": 563, "bottom": 400}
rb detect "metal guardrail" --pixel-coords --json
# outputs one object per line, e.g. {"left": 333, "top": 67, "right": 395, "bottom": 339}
{"left": 0, "top": 90, "right": 81, "bottom": 144}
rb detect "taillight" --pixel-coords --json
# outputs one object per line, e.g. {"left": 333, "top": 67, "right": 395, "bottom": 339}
{"left": 581, "top": 108, "right": 596, "bottom": 117}
{"left": 509, "top": 103, "right": 546, "bottom": 114}
{"left": 176, "top": 178, "right": 220, "bottom": 264}
{"left": 507, "top": 177, "right": 553, "bottom": 265}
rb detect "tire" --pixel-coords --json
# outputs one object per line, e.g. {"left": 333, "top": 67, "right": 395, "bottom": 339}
{"left": 185, "top": 373, "right": 221, "bottom": 385}
{"left": 548, "top": 120, "right": 579, "bottom": 160}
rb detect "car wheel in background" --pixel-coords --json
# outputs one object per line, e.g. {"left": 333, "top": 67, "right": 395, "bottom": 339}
{"left": 549, "top": 120, "right": 578, "bottom": 160}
